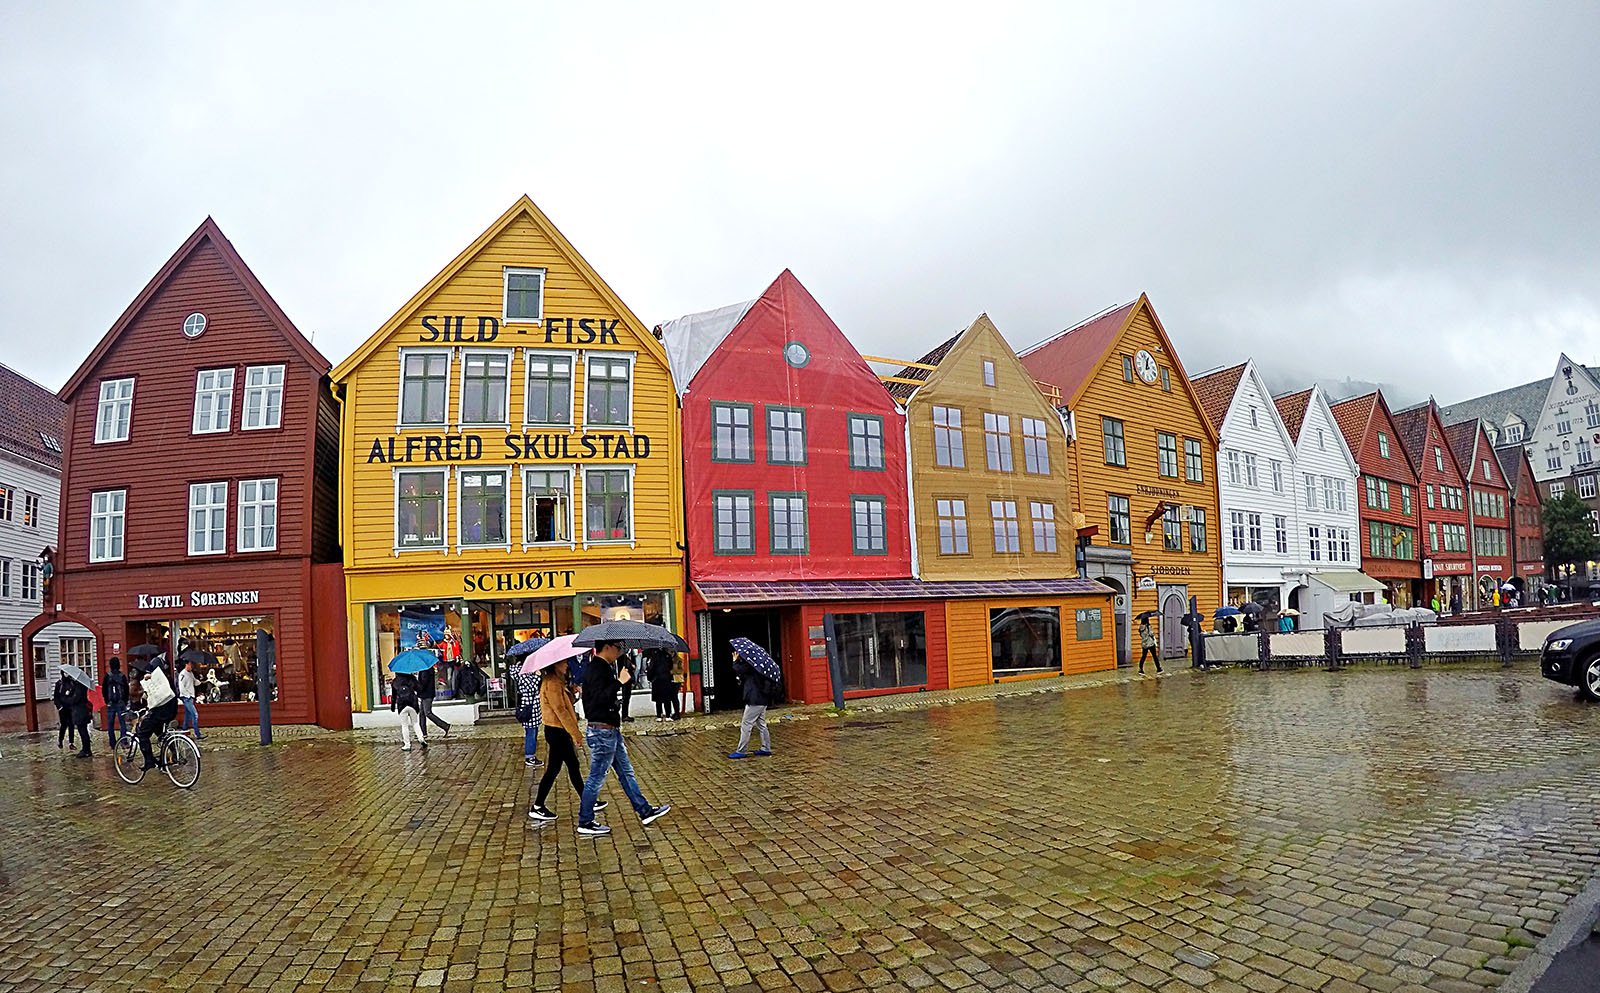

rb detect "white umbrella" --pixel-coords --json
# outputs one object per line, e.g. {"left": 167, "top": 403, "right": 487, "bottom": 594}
{"left": 59, "top": 663, "right": 93, "bottom": 688}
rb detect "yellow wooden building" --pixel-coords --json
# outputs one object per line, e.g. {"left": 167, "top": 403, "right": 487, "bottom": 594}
{"left": 331, "top": 197, "right": 685, "bottom": 717}
{"left": 883, "top": 314, "right": 1116, "bottom": 685}
{"left": 1020, "top": 295, "right": 1223, "bottom": 664}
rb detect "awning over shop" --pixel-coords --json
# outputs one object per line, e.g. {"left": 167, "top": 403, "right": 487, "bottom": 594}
{"left": 1307, "top": 570, "right": 1388, "bottom": 594}
{"left": 693, "top": 576, "right": 1115, "bottom": 606}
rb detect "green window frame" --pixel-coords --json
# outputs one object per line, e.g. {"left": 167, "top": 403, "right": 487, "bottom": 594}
{"left": 768, "top": 491, "right": 809, "bottom": 555}
{"left": 1102, "top": 417, "right": 1126, "bottom": 467}
{"left": 1157, "top": 432, "right": 1178, "bottom": 478}
{"left": 851, "top": 494, "right": 887, "bottom": 555}
{"left": 712, "top": 489, "right": 754, "bottom": 556}
{"left": 525, "top": 352, "right": 572, "bottom": 426}
{"left": 711, "top": 402, "right": 755, "bottom": 463}
{"left": 399, "top": 350, "right": 450, "bottom": 426}
{"left": 847, "top": 413, "right": 885, "bottom": 470}
{"left": 585, "top": 355, "right": 633, "bottom": 427}
{"left": 1108, "top": 494, "right": 1131, "bottom": 545}
{"left": 766, "top": 405, "right": 807, "bottom": 465}
{"left": 1184, "top": 438, "right": 1204, "bottom": 481}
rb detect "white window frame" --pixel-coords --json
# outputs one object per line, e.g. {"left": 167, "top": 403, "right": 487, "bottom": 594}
{"left": 981, "top": 360, "right": 997, "bottom": 387}
{"left": 1274, "top": 515, "right": 1288, "bottom": 555}
{"left": 22, "top": 492, "right": 39, "bottom": 529}
{"left": 1550, "top": 481, "right": 1565, "bottom": 499}
{"left": 1270, "top": 459, "right": 1283, "bottom": 493}
{"left": 932, "top": 406, "right": 965, "bottom": 467}
{"left": 396, "top": 350, "right": 452, "bottom": 429}
{"left": 188, "top": 481, "right": 229, "bottom": 556}
{"left": 192, "top": 368, "right": 235, "bottom": 434}
{"left": 20, "top": 562, "right": 39, "bottom": 601}
{"left": 90, "top": 489, "right": 126, "bottom": 562}
{"left": 1580, "top": 475, "right": 1598, "bottom": 500}
{"left": 1030, "top": 501, "right": 1057, "bottom": 553}
{"left": 990, "top": 500, "right": 1020, "bottom": 554}
{"left": 936, "top": 498, "right": 969, "bottom": 555}
{"left": 456, "top": 466, "right": 512, "bottom": 550}
{"left": 523, "top": 465, "right": 576, "bottom": 548}
{"left": 95, "top": 377, "right": 135, "bottom": 444}
{"left": 1227, "top": 450, "right": 1240, "bottom": 485}
{"left": 1244, "top": 452, "right": 1259, "bottom": 488}
{"left": 523, "top": 349, "right": 575, "bottom": 427}
{"left": 242, "top": 364, "right": 287, "bottom": 431}
{"left": 0, "top": 557, "right": 9, "bottom": 598}
{"left": 1022, "top": 418, "right": 1051, "bottom": 475}
{"left": 583, "top": 464, "right": 637, "bottom": 548}
{"left": 983, "top": 412, "right": 1014, "bottom": 472}
{"left": 1230, "top": 510, "right": 1246, "bottom": 552}
{"left": 1248, "top": 512, "right": 1263, "bottom": 552}
{"left": 458, "top": 349, "right": 513, "bottom": 428}
{"left": 0, "top": 636, "right": 16, "bottom": 687}
{"left": 584, "top": 352, "right": 636, "bottom": 431}
{"left": 503, "top": 266, "right": 547, "bottom": 324}
{"left": 237, "top": 478, "right": 279, "bottom": 553}
{"left": 394, "top": 468, "right": 450, "bottom": 553}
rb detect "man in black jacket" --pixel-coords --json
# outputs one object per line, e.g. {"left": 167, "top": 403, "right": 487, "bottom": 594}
{"left": 577, "top": 640, "right": 669, "bottom": 836}
{"left": 417, "top": 666, "right": 450, "bottom": 737}
{"left": 102, "top": 658, "right": 130, "bottom": 751}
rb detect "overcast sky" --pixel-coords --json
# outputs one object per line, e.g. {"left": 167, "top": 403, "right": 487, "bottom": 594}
{"left": 3, "top": 2, "right": 1596, "bottom": 408}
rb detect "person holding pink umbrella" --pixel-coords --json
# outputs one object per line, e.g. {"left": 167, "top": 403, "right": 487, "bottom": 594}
{"left": 520, "top": 635, "right": 604, "bottom": 824}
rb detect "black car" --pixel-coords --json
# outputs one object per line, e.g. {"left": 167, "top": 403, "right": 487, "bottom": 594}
{"left": 1540, "top": 619, "right": 1600, "bottom": 699}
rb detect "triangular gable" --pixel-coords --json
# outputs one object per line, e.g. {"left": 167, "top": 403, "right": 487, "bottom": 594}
{"left": 1300, "top": 385, "right": 1361, "bottom": 479}
{"left": 331, "top": 196, "right": 665, "bottom": 381}
{"left": 1368, "top": 394, "right": 1423, "bottom": 485}
{"left": 61, "top": 217, "right": 328, "bottom": 400}
{"left": 1444, "top": 419, "right": 1504, "bottom": 489}
{"left": 1019, "top": 294, "right": 1219, "bottom": 445}
{"left": 1190, "top": 362, "right": 1245, "bottom": 433}
{"left": 1273, "top": 388, "right": 1312, "bottom": 442}
{"left": 1413, "top": 400, "right": 1469, "bottom": 485}
{"left": 1530, "top": 352, "right": 1600, "bottom": 447}
{"left": 913, "top": 314, "right": 1061, "bottom": 421}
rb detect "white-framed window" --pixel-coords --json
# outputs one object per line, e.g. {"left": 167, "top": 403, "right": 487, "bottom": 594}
{"left": 1230, "top": 510, "right": 1246, "bottom": 552}
{"left": 458, "top": 469, "right": 510, "bottom": 547}
{"left": 1322, "top": 476, "right": 1336, "bottom": 510}
{"left": 60, "top": 638, "right": 94, "bottom": 681}
{"left": 1317, "top": 429, "right": 1326, "bottom": 450}
{"left": 1163, "top": 505, "right": 1182, "bottom": 550}
{"left": 848, "top": 414, "right": 886, "bottom": 470}
{"left": 1274, "top": 515, "right": 1288, "bottom": 554}
{"left": 982, "top": 360, "right": 997, "bottom": 387}
{"left": 1227, "top": 450, "right": 1241, "bottom": 484}
{"left": 585, "top": 467, "right": 634, "bottom": 543}
{"left": 769, "top": 493, "right": 809, "bottom": 555}
{"left": 1270, "top": 459, "right": 1283, "bottom": 493}
{"left": 1156, "top": 432, "right": 1178, "bottom": 478}
{"left": 399, "top": 351, "right": 450, "bottom": 427}
{"left": 459, "top": 351, "right": 511, "bottom": 426}
{"left": 1306, "top": 473, "right": 1318, "bottom": 510}
{"left": 1031, "top": 501, "right": 1057, "bottom": 552}
{"left": 1335, "top": 479, "right": 1348, "bottom": 512}
{"left": 1338, "top": 527, "right": 1351, "bottom": 562}
{"left": 1588, "top": 403, "right": 1600, "bottom": 429}
{"left": 525, "top": 351, "right": 574, "bottom": 426}
{"left": 1558, "top": 414, "right": 1573, "bottom": 435}
{"left": 712, "top": 490, "right": 754, "bottom": 555}
{"left": 1244, "top": 452, "right": 1259, "bottom": 488}
{"left": 1580, "top": 437, "right": 1594, "bottom": 467}
{"left": 237, "top": 478, "right": 279, "bottom": 552}
{"left": 1249, "top": 406, "right": 1258, "bottom": 429}
{"left": 1482, "top": 458, "right": 1493, "bottom": 482}
{"left": 1247, "top": 512, "right": 1262, "bottom": 552}
{"left": 933, "top": 406, "right": 965, "bottom": 467}
{"left": 0, "top": 636, "right": 16, "bottom": 687}
{"left": 188, "top": 482, "right": 229, "bottom": 555}
{"left": 585, "top": 354, "right": 634, "bottom": 427}
{"left": 0, "top": 486, "right": 10, "bottom": 521}
{"left": 1109, "top": 494, "right": 1131, "bottom": 545}
{"left": 1548, "top": 447, "right": 1563, "bottom": 472}
{"left": 396, "top": 469, "right": 447, "bottom": 549}
{"left": 1189, "top": 508, "right": 1207, "bottom": 552}
{"left": 503, "top": 267, "right": 546, "bottom": 323}
{"left": 20, "top": 563, "right": 39, "bottom": 601}
{"left": 936, "top": 499, "right": 969, "bottom": 554}
{"left": 242, "top": 365, "right": 286, "bottom": 430}
{"left": 0, "top": 558, "right": 9, "bottom": 598}
{"left": 525, "top": 468, "right": 574, "bottom": 545}
{"left": 22, "top": 492, "right": 38, "bottom": 528}
{"left": 95, "top": 378, "right": 135, "bottom": 443}
{"left": 90, "top": 490, "right": 125, "bottom": 562}
{"left": 1023, "top": 418, "right": 1051, "bottom": 475}
{"left": 990, "top": 500, "right": 1020, "bottom": 553}
{"left": 984, "top": 413, "right": 1014, "bottom": 472}
{"left": 1308, "top": 525, "right": 1322, "bottom": 562}
{"left": 1504, "top": 420, "right": 1524, "bottom": 443}
{"left": 192, "top": 368, "right": 235, "bottom": 434}
{"left": 852, "top": 496, "right": 888, "bottom": 555}
{"left": 1581, "top": 475, "right": 1598, "bottom": 499}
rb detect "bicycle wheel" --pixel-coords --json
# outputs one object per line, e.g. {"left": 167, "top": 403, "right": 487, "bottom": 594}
{"left": 162, "top": 733, "right": 201, "bottom": 789}
{"left": 113, "top": 734, "right": 145, "bottom": 785}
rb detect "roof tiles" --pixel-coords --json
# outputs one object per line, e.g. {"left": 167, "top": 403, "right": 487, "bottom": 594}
{"left": 1017, "top": 300, "right": 1139, "bottom": 404}
{"left": 0, "top": 363, "right": 64, "bottom": 471}
{"left": 1273, "top": 388, "right": 1313, "bottom": 443}
{"left": 1190, "top": 363, "right": 1246, "bottom": 432}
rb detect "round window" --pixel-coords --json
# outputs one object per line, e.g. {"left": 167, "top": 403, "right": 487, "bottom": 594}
{"left": 183, "top": 313, "right": 208, "bottom": 339}
{"left": 783, "top": 341, "right": 810, "bottom": 369}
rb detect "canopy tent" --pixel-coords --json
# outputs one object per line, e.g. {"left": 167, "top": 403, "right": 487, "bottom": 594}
{"left": 1308, "top": 570, "right": 1388, "bottom": 595}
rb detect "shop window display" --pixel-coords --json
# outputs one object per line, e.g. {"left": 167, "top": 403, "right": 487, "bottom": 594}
{"left": 171, "top": 616, "right": 278, "bottom": 704}
{"left": 826, "top": 611, "right": 928, "bottom": 692}
{"left": 990, "top": 606, "right": 1061, "bottom": 675}
{"left": 372, "top": 602, "right": 464, "bottom": 706}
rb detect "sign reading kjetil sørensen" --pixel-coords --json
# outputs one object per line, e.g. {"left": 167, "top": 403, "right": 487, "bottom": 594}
{"left": 136, "top": 590, "right": 262, "bottom": 610}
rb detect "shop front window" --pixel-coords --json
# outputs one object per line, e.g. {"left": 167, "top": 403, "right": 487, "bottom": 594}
{"left": 990, "top": 606, "right": 1061, "bottom": 675}
{"left": 826, "top": 611, "right": 928, "bottom": 692}
{"left": 397, "top": 470, "right": 446, "bottom": 548}
{"left": 372, "top": 602, "right": 464, "bottom": 707}
{"left": 177, "top": 616, "right": 277, "bottom": 705}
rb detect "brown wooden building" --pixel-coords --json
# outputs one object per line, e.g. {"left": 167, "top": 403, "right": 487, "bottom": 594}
{"left": 1330, "top": 392, "right": 1422, "bottom": 607}
{"left": 24, "top": 218, "right": 350, "bottom": 729}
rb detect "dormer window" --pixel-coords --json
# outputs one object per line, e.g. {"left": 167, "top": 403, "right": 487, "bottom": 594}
{"left": 1503, "top": 418, "right": 1523, "bottom": 443}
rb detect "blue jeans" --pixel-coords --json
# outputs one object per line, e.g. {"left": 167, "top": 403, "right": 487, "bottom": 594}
{"left": 180, "top": 697, "right": 201, "bottom": 736}
{"left": 106, "top": 705, "right": 130, "bottom": 749}
{"left": 580, "top": 726, "right": 652, "bottom": 824}
{"left": 523, "top": 724, "right": 540, "bottom": 758}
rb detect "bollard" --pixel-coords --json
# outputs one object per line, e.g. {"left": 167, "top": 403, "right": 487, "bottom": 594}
{"left": 1497, "top": 615, "right": 1515, "bottom": 666}
{"left": 1406, "top": 623, "right": 1424, "bottom": 669}
{"left": 1257, "top": 629, "right": 1271, "bottom": 670}
{"left": 1323, "top": 626, "right": 1341, "bottom": 670}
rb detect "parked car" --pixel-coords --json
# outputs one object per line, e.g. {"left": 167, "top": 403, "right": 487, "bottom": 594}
{"left": 1540, "top": 620, "right": 1600, "bottom": 699}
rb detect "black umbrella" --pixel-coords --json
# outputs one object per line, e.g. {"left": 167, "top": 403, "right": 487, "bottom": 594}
{"left": 177, "top": 649, "right": 215, "bottom": 668}
{"left": 573, "top": 621, "right": 685, "bottom": 652}
{"left": 505, "top": 637, "right": 551, "bottom": 659}
{"left": 128, "top": 644, "right": 163, "bottom": 658}
{"left": 1238, "top": 602, "right": 1264, "bottom": 616}
{"left": 1135, "top": 610, "right": 1160, "bottom": 621}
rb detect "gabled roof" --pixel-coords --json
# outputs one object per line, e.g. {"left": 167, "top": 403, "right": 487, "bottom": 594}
{"left": 1273, "top": 388, "right": 1313, "bottom": 443}
{"left": 1496, "top": 444, "right": 1537, "bottom": 499}
{"left": 658, "top": 297, "right": 758, "bottom": 395}
{"left": 1440, "top": 373, "right": 1569, "bottom": 431}
{"left": 1443, "top": 420, "right": 1489, "bottom": 486}
{"left": 1390, "top": 403, "right": 1433, "bottom": 475}
{"left": 1017, "top": 299, "right": 1139, "bottom": 403}
{"left": 885, "top": 331, "right": 962, "bottom": 401}
{"left": 1329, "top": 392, "right": 1378, "bottom": 453}
{"left": 332, "top": 196, "right": 663, "bottom": 381}
{"left": 0, "top": 363, "right": 65, "bottom": 471}
{"left": 61, "top": 217, "right": 328, "bottom": 399}
{"left": 1190, "top": 363, "right": 1246, "bottom": 433}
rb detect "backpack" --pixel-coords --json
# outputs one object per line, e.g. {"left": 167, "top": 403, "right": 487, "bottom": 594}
{"left": 105, "top": 673, "right": 128, "bottom": 707}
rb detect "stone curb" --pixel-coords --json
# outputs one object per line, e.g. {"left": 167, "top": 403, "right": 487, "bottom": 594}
{"left": 1499, "top": 871, "right": 1600, "bottom": 993}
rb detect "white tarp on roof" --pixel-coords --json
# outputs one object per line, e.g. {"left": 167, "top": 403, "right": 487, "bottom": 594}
{"left": 658, "top": 298, "right": 758, "bottom": 396}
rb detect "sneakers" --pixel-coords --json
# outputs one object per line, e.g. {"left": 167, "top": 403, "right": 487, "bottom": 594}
{"left": 524, "top": 756, "right": 542, "bottom": 767}
{"left": 728, "top": 752, "right": 749, "bottom": 760}
{"left": 641, "top": 804, "right": 671, "bottom": 826}
{"left": 577, "top": 822, "right": 611, "bottom": 836}
{"left": 753, "top": 749, "right": 772, "bottom": 757}
{"left": 528, "top": 806, "right": 556, "bottom": 823}
{"left": 401, "top": 744, "right": 412, "bottom": 751}
{"left": 594, "top": 799, "right": 608, "bottom": 811}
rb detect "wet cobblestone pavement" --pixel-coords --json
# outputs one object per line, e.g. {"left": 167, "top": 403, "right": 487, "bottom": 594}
{"left": 3, "top": 664, "right": 1598, "bottom": 993}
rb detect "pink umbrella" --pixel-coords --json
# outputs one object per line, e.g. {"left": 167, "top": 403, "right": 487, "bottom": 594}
{"left": 519, "top": 634, "right": 586, "bottom": 675}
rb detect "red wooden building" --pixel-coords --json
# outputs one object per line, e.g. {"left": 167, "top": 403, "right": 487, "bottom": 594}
{"left": 664, "top": 270, "right": 917, "bottom": 707}
{"left": 1394, "top": 400, "right": 1471, "bottom": 609}
{"left": 25, "top": 218, "right": 350, "bottom": 730}
{"left": 1444, "top": 419, "right": 1513, "bottom": 605}
{"left": 1331, "top": 392, "right": 1422, "bottom": 607}
{"left": 1500, "top": 446, "right": 1546, "bottom": 592}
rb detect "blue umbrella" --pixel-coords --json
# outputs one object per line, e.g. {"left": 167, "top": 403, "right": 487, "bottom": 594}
{"left": 387, "top": 649, "right": 438, "bottom": 674}
{"left": 728, "top": 637, "right": 780, "bottom": 681}
{"left": 505, "top": 637, "right": 551, "bottom": 659}
{"left": 1214, "top": 606, "right": 1243, "bottom": 617}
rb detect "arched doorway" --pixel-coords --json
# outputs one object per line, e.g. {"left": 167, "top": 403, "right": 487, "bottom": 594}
{"left": 1099, "top": 577, "right": 1130, "bottom": 667}
{"left": 19, "top": 610, "right": 106, "bottom": 734}
{"left": 1286, "top": 585, "right": 1307, "bottom": 631}
{"left": 1160, "top": 590, "right": 1187, "bottom": 658}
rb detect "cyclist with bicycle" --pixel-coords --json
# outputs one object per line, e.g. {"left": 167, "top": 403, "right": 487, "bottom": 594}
{"left": 133, "top": 657, "right": 179, "bottom": 770}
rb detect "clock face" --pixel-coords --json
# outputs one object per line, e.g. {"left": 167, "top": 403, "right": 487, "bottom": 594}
{"left": 1135, "top": 349, "right": 1158, "bottom": 384}
{"left": 783, "top": 341, "right": 810, "bottom": 369}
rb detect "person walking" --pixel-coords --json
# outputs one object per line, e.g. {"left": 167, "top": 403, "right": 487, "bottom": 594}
{"left": 512, "top": 665, "right": 543, "bottom": 767}
{"left": 391, "top": 672, "right": 427, "bottom": 751}
{"left": 1430, "top": 594, "right": 1442, "bottom": 614}
{"left": 417, "top": 665, "right": 451, "bottom": 738}
{"left": 177, "top": 660, "right": 203, "bottom": 740}
{"left": 645, "top": 648, "right": 678, "bottom": 721}
{"left": 527, "top": 658, "right": 605, "bottom": 824}
{"left": 52, "top": 671, "right": 77, "bottom": 751}
{"left": 1450, "top": 591, "right": 1463, "bottom": 615}
{"left": 577, "top": 640, "right": 669, "bottom": 836}
{"left": 1138, "top": 616, "right": 1162, "bottom": 674}
{"left": 727, "top": 643, "right": 776, "bottom": 759}
{"left": 64, "top": 676, "right": 91, "bottom": 758}
{"left": 102, "top": 657, "right": 130, "bottom": 751}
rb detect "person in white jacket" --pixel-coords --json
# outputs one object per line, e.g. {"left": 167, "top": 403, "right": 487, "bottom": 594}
{"left": 135, "top": 660, "right": 180, "bottom": 770}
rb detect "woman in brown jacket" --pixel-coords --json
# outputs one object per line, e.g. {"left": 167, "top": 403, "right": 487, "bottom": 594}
{"left": 528, "top": 659, "right": 605, "bottom": 824}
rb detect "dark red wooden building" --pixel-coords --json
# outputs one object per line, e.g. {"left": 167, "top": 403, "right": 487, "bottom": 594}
{"left": 1393, "top": 400, "right": 1471, "bottom": 608}
{"left": 26, "top": 218, "right": 349, "bottom": 729}
{"left": 1331, "top": 392, "right": 1422, "bottom": 607}
{"left": 1499, "top": 445, "right": 1546, "bottom": 594}
{"left": 1444, "top": 418, "right": 1513, "bottom": 605}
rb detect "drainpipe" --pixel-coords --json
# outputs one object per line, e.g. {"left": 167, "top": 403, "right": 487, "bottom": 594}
{"left": 1468, "top": 483, "right": 1479, "bottom": 608}
{"left": 903, "top": 404, "right": 920, "bottom": 578}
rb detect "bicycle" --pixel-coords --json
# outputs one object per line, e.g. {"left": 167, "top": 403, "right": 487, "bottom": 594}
{"left": 113, "top": 707, "right": 202, "bottom": 789}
